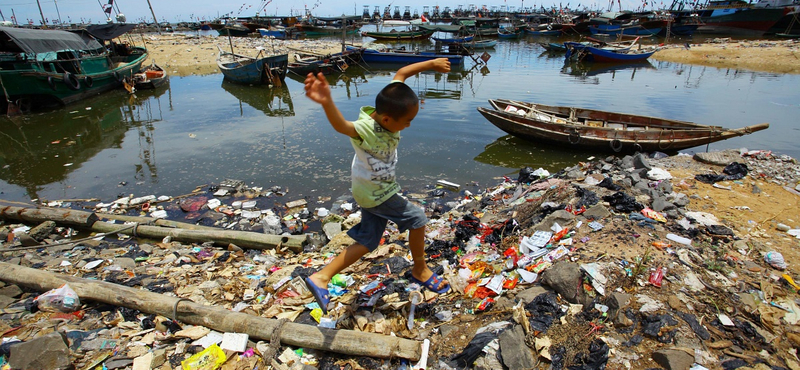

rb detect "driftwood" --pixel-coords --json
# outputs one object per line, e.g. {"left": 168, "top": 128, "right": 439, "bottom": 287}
{"left": 0, "top": 205, "right": 305, "bottom": 252}
{"left": 0, "top": 262, "right": 422, "bottom": 360}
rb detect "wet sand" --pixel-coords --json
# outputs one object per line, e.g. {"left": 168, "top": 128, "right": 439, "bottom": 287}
{"left": 653, "top": 39, "right": 800, "bottom": 74}
{"left": 140, "top": 34, "right": 800, "bottom": 76}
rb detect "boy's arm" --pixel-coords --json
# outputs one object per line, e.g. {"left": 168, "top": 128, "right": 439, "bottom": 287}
{"left": 304, "top": 72, "right": 358, "bottom": 138}
{"left": 392, "top": 58, "right": 451, "bottom": 83}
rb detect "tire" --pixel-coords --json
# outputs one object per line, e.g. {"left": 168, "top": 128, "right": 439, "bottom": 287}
{"left": 84, "top": 76, "right": 93, "bottom": 88}
{"left": 63, "top": 72, "right": 80, "bottom": 91}
{"left": 47, "top": 76, "right": 56, "bottom": 91}
{"left": 113, "top": 71, "right": 123, "bottom": 82}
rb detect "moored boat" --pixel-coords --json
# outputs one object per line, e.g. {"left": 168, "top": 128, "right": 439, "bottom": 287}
{"left": 217, "top": 50, "right": 288, "bottom": 86}
{"left": 361, "top": 29, "right": 434, "bottom": 40}
{"left": 129, "top": 62, "right": 168, "bottom": 90}
{"left": 346, "top": 45, "right": 465, "bottom": 65}
{"left": 0, "top": 24, "right": 147, "bottom": 114}
{"left": 477, "top": 99, "right": 769, "bottom": 153}
{"left": 288, "top": 48, "right": 364, "bottom": 75}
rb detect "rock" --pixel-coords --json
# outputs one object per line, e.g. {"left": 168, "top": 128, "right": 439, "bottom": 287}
{"left": 566, "top": 169, "right": 584, "bottom": 179}
{"left": 652, "top": 197, "right": 675, "bottom": 212}
{"left": 18, "top": 233, "right": 40, "bottom": 247}
{"left": 657, "top": 180, "right": 673, "bottom": 193}
{"left": 652, "top": 348, "right": 694, "bottom": 370}
{"left": 498, "top": 325, "right": 536, "bottom": 370}
{"left": 113, "top": 257, "right": 136, "bottom": 270}
{"left": 28, "top": 221, "right": 57, "bottom": 241}
{"left": 440, "top": 324, "right": 457, "bottom": 338}
{"left": 132, "top": 352, "right": 154, "bottom": 370}
{"left": 9, "top": 332, "right": 72, "bottom": 370}
{"left": 0, "top": 295, "right": 15, "bottom": 309}
{"left": 673, "top": 193, "right": 690, "bottom": 207}
{"left": 633, "top": 153, "right": 652, "bottom": 170}
{"left": 541, "top": 262, "right": 585, "bottom": 304}
{"left": 533, "top": 210, "right": 575, "bottom": 232}
{"left": 138, "top": 243, "right": 154, "bottom": 254}
{"left": 583, "top": 204, "right": 611, "bottom": 221}
{"left": 621, "top": 155, "right": 634, "bottom": 169}
{"left": 693, "top": 149, "right": 741, "bottom": 166}
{"left": 322, "top": 222, "right": 343, "bottom": 240}
{"left": 515, "top": 286, "right": 549, "bottom": 305}
{"left": 0, "top": 285, "right": 23, "bottom": 298}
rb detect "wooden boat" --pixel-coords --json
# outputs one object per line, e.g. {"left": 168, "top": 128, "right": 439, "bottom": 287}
{"left": 0, "top": 24, "right": 147, "bottom": 114}
{"left": 347, "top": 45, "right": 465, "bottom": 65}
{"left": 217, "top": 50, "right": 288, "bottom": 85}
{"left": 525, "top": 28, "right": 562, "bottom": 36}
{"left": 288, "top": 48, "right": 364, "bottom": 76}
{"left": 540, "top": 42, "right": 568, "bottom": 52}
{"left": 258, "top": 27, "right": 297, "bottom": 40}
{"left": 464, "top": 39, "right": 497, "bottom": 49}
{"left": 477, "top": 99, "right": 769, "bottom": 153}
{"left": 589, "top": 24, "right": 662, "bottom": 36}
{"left": 497, "top": 26, "right": 524, "bottom": 39}
{"left": 218, "top": 23, "right": 251, "bottom": 37}
{"left": 432, "top": 34, "right": 474, "bottom": 43}
{"left": 361, "top": 29, "right": 434, "bottom": 40}
{"left": 130, "top": 62, "right": 168, "bottom": 89}
{"left": 565, "top": 43, "right": 658, "bottom": 63}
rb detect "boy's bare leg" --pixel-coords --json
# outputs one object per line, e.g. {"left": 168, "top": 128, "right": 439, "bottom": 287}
{"left": 408, "top": 226, "right": 449, "bottom": 290}
{"left": 309, "top": 243, "right": 370, "bottom": 288}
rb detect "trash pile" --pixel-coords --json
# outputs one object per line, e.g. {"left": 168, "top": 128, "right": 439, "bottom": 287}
{"left": 1, "top": 149, "right": 799, "bottom": 370}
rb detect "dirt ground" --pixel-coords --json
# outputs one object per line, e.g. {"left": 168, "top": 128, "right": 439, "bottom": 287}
{"left": 653, "top": 39, "right": 800, "bottom": 74}
{"left": 134, "top": 34, "right": 800, "bottom": 77}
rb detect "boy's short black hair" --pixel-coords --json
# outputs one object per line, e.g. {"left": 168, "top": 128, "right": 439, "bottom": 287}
{"left": 375, "top": 82, "right": 418, "bottom": 119}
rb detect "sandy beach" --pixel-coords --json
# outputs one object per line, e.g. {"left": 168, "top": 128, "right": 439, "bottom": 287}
{"left": 138, "top": 34, "right": 800, "bottom": 77}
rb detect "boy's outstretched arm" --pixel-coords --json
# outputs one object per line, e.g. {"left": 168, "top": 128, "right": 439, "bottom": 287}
{"left": 304, "top": 72, "right": 358, "bottom": 138}
{"left": 393, "top": 58, "right": 451, "bottom": 83}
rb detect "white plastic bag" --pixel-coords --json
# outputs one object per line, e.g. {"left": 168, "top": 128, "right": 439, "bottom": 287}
{"left": 36, "top": 284, "right": 81, "bottom": 312}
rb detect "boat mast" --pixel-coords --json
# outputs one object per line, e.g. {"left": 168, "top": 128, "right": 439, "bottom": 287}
{"left": 146, "top": 0, "right": 162, "bottom": 33}
{"left": 53, "top": 0, "right": 62, "bottom": 27}
{"left": 36, "top": 0, "right": 47, "bottom": 28}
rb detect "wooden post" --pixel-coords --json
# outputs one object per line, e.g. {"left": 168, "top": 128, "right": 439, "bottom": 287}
{"left": 146, "top": 0, "right": 161, "bottom": 34}
{"left": 0, "top": 262, "right": 423, "bottom": 361}
{"left": 0, "top": 205, "right": 305, "bottom": 252}
{"left": 35, "top": 0, "right": 47, "bottom": 28}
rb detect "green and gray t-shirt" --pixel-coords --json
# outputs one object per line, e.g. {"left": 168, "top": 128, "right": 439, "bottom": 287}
{"left": 350, "top": 106, "right": 401, "bottom": 208}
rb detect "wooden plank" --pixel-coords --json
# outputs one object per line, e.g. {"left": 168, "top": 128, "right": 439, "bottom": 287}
{"left": 0, "top": 262, "right": 422, "bottom": 360}
{"left": 0, "top": 205, "right": 98, "bottom": 227}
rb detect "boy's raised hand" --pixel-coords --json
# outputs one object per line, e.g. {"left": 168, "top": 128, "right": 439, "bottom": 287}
{"left": 431, "top": 58, "right": 451, "bottom": 73}
{"left": 304, "top": 72, "right": 332, "bottom": 105}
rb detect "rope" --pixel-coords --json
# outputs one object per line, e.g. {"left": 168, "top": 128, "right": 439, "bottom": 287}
{"left": 172, "top": 297, "right": 192, "bottom": 322}
{"left": 262, "top": 318, "right": 288, "bottom": 360}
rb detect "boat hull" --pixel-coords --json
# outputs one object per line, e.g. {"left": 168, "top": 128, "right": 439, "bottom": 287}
{"left": 1, "top": 52, "right": 147, "bottom": 111}
{"left": 698, "top": 7, "right": 787, "bottom": 34}
{"left": 218, "top": 53, "right": 289, "bottom": 85}
{"left": 477, "top": 99, "right": 769, "bottom": 153}
{"left": 352, "top": 46, "right": 464, "bottom": 65}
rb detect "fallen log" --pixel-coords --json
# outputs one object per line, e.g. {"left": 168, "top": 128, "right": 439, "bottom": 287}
{"left": 0, "top": 205, "right": 305, "bottom": 252}
{"left": 0, "top": 262, "right": 422, "bottom": 361}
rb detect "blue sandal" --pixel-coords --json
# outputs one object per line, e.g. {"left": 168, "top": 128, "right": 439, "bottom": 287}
{"left": 304, "top": 277, "right": 330, "bottom": 314}
{"left": 410, "top": 272, "right": 450, "bottom": 294}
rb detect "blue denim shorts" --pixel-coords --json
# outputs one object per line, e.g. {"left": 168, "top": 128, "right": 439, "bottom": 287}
{"left": 347, "top": 194, "right": 428, "bottom": 251}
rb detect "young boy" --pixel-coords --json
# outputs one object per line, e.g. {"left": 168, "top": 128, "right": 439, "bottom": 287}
{"left": 303, "top": 58, "right": 452, "bottom": 314}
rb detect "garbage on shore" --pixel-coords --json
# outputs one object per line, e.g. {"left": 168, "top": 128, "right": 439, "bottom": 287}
{"left": 0, "top": 148, "right": 799, "bottom": 370}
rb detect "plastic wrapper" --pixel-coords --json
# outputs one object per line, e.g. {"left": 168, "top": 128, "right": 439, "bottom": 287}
{"left": 181, "top": 343, "right": 227, "bottom": 370}
{"left": 36, "top": 284, "right": 81, "bottom": 313}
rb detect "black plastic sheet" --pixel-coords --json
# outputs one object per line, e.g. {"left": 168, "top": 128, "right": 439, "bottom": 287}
{"left": 449, "top": 331, "right": 498, "bottom": 368}
{"left": 568, "top": 338, "right": 609, "bottom": 370}
{"left": 675, "top": 311, "right": 711, "bottom": 340}
{"left": 525, "top": 292, "right": 564, "bottom": 332}
{"left": 602, "top": 192, "right": 644, "bottom": 213}
{"left": 695, "top": 162, "right": 749, "bottom": 184}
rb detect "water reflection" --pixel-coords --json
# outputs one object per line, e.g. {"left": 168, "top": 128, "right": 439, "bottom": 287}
{"left": 474, "top": 135, "right": 597, "bottom": 172}
{"left": 220, "top": 82, "right": 295, "bottom": 117}
{"left": 561, "top": 60, "right": 656, "bottom": 83}
{"left": 0, "top": 86, "right": 168, "bottom": 199}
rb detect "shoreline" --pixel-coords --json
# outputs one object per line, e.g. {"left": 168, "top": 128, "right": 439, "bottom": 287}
{"left": 140, "top": 34, "right": 800, "bottom": 77}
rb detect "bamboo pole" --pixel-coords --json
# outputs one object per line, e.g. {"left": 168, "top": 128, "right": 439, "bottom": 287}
{"left": 0, "top": 262, "right": 422, "bottom": 361}
{"left": 0, "top": 205, "right": 305, "bottom": 252}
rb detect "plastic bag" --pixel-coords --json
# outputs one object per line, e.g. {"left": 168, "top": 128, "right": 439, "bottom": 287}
{"left": 36, "top": 284, "right": 81, "bottom": 312}
{"left": 181, "top": 344, "right": 227, "bottom": 370}
{"left": 765, "top": 251, "right": 787, "bottom": 270}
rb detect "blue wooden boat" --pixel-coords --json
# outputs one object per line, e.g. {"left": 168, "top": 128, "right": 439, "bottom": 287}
{"left": 347, "top": 45, "right": 464, "bottom": 65}
{"left": 432, "top": 35, "right": 474, "bottom": 43}
{"left": 217, "top": 50, "right": 288, "bottom": 85}
{"left": 498, "top": 27, "right": 523, "bottom": 39}
{"left": 589, "top": 24, "right": 662, "bottom": 36}
{"left": 565, "top": 43, "right": 658, "bottom": 63}
{"left": 464, "top": 39, "right": 497, "bottom": 49}
{"left": 525, "top": 28, "right": 562, "bottom": 36}
{"left": 258, "top": 27, "right": 297, "bottom": 39}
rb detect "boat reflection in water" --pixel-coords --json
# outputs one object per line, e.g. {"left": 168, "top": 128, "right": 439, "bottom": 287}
{"left": 220, "top": 81, "right": 294, "bottom": 117}
{"left": 341, "top": 63, "right": 488, "bottom": 101}
{"left": 0, "top": 84, "right": 169, "bottom": 199}
{"left": 560, "top": 60, "right": 656, "bottom": 83}
{"left": 474, "top": 135, "right": 599, "bottom": 172}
